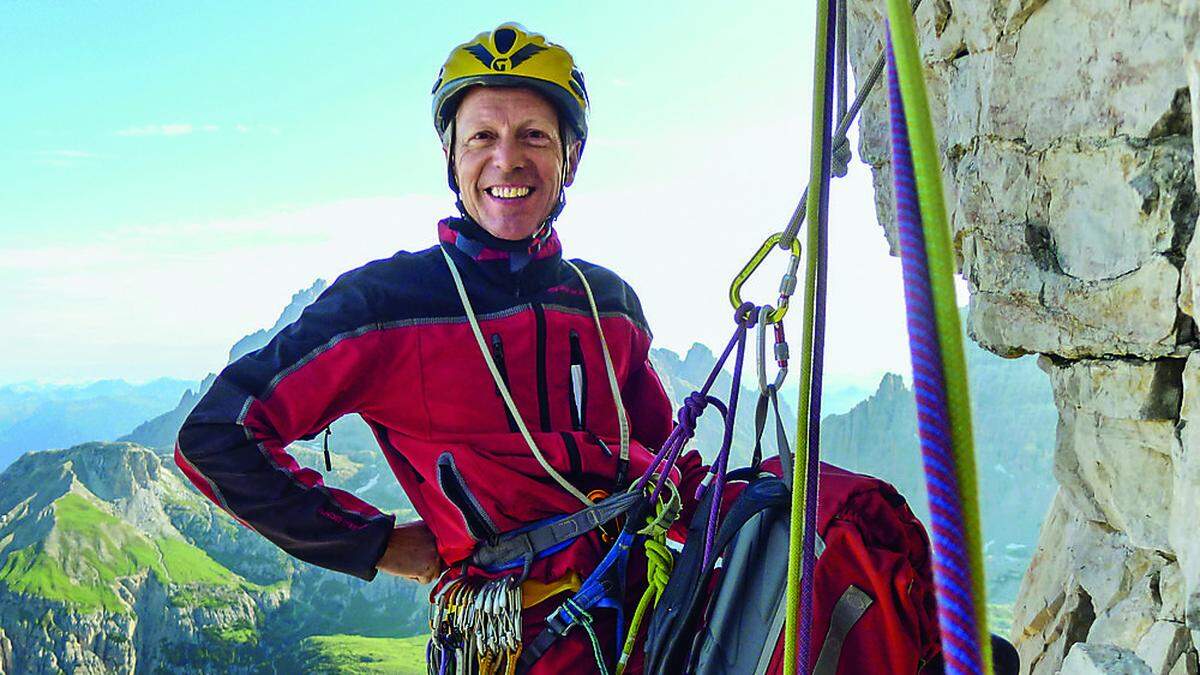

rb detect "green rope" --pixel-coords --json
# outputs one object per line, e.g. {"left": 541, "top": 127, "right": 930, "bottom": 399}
{"left": 616, "top": 485, "right": 679, "bottom": 675}
{"left": 883, "top": 0, "right": 992, "bottom": 669}
{"left": 785, "top": 0, "right": 833, "bottom": 672}
{"left": 565, "top": 599, "right": 611, "bottom": 675}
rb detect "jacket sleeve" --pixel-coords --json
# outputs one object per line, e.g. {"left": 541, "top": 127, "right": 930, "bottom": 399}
{"left": 175, "top": 272, "right": 397, "bottom": 581}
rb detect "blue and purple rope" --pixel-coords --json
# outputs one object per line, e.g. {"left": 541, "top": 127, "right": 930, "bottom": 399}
{"left": 886, "top": 33, "right": 985, "bottom": 675}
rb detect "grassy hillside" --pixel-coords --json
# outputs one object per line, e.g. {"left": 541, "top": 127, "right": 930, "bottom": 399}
{"left": 0, "top": 491, "right": 261, "bottom": 614}
{"left": 289, "top": 634, "right": 428, "bottom": 674}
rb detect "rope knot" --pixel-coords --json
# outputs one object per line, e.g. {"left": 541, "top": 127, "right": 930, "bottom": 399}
{"left": 678, "top": 392, "right": 708, "bottom": 432}
{"left": 735, "top": 301, "right": 758, "bottom": 328}
{"left": 832, "top": 138, "right": 853, "bottom": 178}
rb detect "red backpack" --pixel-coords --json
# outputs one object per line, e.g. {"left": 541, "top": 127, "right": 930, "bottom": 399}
{"left": 644, "top": 459, "right": 941, "bottom": 674}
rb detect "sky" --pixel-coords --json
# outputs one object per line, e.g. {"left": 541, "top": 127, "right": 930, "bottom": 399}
{"left": 0, "top": 1, "right": 934, "bottom": 390}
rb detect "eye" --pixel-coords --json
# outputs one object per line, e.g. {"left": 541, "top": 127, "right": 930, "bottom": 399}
{"left": 524, "top": 128, "right": 554, "bottom": 145}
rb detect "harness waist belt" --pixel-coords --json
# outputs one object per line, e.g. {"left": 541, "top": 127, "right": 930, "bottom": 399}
{"left": 471, "top": 490, "right": 642, "bottom": 570}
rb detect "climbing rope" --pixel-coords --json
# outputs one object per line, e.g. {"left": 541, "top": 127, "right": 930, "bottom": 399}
{"left": 883, "top": 0, "right": 992, "bottom": 669}
{"left": 783, "top": 0, "right": 837, "bottom": 670}
{"left": 778, "top": 0, "right": 926, "bottom": 251}
{"left": 616, "top": 482, "right": 680, "bottom": 675}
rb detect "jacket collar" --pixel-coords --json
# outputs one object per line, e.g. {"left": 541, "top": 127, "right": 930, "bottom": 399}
{"left": 438, "top": 217, "right": 563, "bottom": 295}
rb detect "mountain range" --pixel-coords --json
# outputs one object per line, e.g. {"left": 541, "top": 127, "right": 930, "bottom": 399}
{"left": 0, "top": 379, "right": 196, "bottom": 473}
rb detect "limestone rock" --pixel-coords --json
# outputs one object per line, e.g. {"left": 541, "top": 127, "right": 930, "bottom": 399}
{"left": 1169, "top": 650, "right": 1200, "bottom": 675}
{"left": 1013, "top": 491, "right": 1096, "bottom": 675}
{"left": 1045, "top": 357, "right": 1181, "bottom": 552}
{"left": 1137, "top": 622, "right": 1193, "bottom": 675}
{"left": 0, "top": 629, "right": 11, "bottom": 675}
{"left": 1180, "top": 0, "right": 1200, "bottom": 323}
{"left": 1089, "top": 573, "right": 1164, "bottom": 650}
{"left": 1171, "top": 352, "right": 1200, "bottom": 654}
{"left": 849, "top": 0, "right": 1193, "bottom": 360}
{"left": 1063, "top": 643, "right": 1153, "bottom": 674}
{"left": 1162, "top": 563, "right": 1189, "bottom": 623}
{"left": 846, "top": 0, "right": 1198, "bottom": 669}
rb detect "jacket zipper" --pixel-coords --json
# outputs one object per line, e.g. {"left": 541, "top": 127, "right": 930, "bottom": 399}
{"left": 532, "top": 302, "right": 551, "bottom": 432}
{"left": 568, "top": 329, "right": 588, "bottom": 431}
{"left": 437, "top": 452, "right": 499, "bottom": 544}
{"left": 489, "top": 333, "right": 519, "bottom": 433}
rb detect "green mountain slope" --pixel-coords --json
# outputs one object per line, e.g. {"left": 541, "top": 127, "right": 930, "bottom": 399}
{"left": 0, "top": 442, "right": 426, "bottom": 673}
{"left": 282, "top": 634, "right": 429, "bottom": 674}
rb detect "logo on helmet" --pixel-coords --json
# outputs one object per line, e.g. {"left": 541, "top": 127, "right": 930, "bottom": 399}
{"left": 464, "top": 43, "right": 546, "bottom": 72}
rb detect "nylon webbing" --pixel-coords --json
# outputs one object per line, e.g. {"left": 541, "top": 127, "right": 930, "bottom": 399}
{"left": 565, "top": 260, "right": 631, "bottom": 467}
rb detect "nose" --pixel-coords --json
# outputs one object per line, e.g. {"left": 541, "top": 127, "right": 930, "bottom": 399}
{"left": 491, "top": 134, "right": 526, "bottom": 172}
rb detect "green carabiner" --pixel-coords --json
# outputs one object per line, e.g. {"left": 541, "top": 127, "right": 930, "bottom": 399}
{"left": 729, "top": 232, "right": 803, "bottom": 324}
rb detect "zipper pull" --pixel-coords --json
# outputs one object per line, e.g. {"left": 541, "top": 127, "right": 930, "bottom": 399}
{"left": 588, "top": 431, "right": 613, "bottom": 457}
{"left": 490, "top": 334, "right": 505, "bottom": 395}
{"left": 322, "top": 427, "right": 332, "bottom": 471}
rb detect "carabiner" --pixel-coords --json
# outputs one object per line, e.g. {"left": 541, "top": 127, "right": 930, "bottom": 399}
{"left": 756, "top": 305, "right": 789, "bottom": 394}
{"left": 729, "top": 232, "right": 802, "bottom": 324}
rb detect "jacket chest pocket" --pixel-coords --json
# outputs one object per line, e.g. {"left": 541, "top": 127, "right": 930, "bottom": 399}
{"left": 489, "top": 333, "right": 519, "bottom": 433}
{"left": 568, "top": 329, "right": 588, "bottom": 431}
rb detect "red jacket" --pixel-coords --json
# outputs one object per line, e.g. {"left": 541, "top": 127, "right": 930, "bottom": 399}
{"left": 175, "top": 218, "right": 705, "bottom": 586}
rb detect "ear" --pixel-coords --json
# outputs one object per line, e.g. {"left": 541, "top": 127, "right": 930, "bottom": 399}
{"left": 563, "top": 140, "right": 583, "bottom": 187}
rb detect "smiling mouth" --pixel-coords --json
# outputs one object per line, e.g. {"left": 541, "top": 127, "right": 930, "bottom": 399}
{"left": 487, "top": 186, "right": 534, "bottom": 200}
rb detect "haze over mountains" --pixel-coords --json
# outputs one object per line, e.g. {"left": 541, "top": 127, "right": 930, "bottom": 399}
{"left": 0, "top": 379, "right": 196, "bottom": 472}
{"left": 0, "top": 279, "right": 1056, "bottom": 671}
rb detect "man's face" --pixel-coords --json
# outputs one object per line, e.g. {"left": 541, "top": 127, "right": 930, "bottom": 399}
{"left": 449, "top": 86, "right": 580, "bottom": 241}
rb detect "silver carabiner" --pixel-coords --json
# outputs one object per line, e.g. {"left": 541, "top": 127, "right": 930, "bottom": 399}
{"left": 757, "top": 305, "right": 789, "bottom": 394}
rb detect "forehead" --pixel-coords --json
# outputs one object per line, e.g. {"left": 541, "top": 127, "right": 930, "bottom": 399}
{"left": 455, "top": 86, "right": 560, "bottom": 127}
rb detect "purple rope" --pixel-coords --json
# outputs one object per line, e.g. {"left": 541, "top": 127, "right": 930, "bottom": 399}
{"left": 798, "top": 0, "right": 838, "bottom": 668}
{"left": 634, "top": 326, "right": 744, "bottom": 496}
{"left": 698, "top": 315, "right": 752, "bottom": 569}
{"left": 886, "top": 33, "right": 984, "bottom": 675}
{"left": 630, "top": 302, "right": 755, "bottom": 573}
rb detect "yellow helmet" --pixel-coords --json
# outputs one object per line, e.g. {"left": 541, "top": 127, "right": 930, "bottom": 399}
{"left": 432, "top": 23, "right": 589, "bottom": 145}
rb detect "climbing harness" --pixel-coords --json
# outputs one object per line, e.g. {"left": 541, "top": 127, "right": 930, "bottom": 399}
{"left": 520, "top": 310, "right": 760, "bottom": 672}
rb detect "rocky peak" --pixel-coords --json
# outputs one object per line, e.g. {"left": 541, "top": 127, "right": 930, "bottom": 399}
{"left": 228, "top": 279, "right": 328, "bottom": 364}
{"left": 875, "top": 372, "right": 907, "bottom": 398}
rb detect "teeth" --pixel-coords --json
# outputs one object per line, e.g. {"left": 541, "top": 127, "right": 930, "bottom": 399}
{"left": 489, "top": 186, "right": 531, "bottom": 199}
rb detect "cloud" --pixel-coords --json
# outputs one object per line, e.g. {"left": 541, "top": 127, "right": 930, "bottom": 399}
{"left": 116, "top": 123, "right": 202, "bottom": 137}
{"left": 31, "top": 149, "right": 102, "bottom": 168}
{"left": 41, "top": 149, "right": 96, "bottom": 158}
{"left": 115, "top": 123, "right": 281, "bottom": 138}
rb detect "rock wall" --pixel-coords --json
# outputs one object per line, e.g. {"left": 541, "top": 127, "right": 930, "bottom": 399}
{"left": 846, "top": 0, "right": 1198, "bottom": 672}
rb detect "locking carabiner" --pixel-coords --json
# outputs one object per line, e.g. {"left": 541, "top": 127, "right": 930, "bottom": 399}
{"left": 756, "top": 305, "right": 790, "bottom": 394}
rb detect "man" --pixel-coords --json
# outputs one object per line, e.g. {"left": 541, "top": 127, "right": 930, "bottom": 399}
{"left": 175, "top": 23, "right": 704, "bottom": 673}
